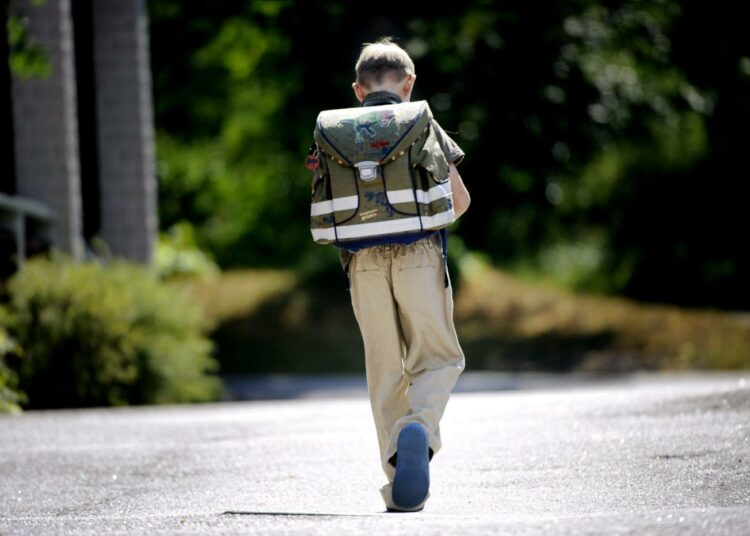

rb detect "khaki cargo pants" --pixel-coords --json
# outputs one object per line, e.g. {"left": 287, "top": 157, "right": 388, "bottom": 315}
{"left": 347, "top": 233, "right": 465, "bottom": 483}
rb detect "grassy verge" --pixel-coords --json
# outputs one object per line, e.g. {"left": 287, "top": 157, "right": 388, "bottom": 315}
{"left": 184, "top": 264, "right": 750, "bottom": 374}
{"left": 455, "top": 261, "right": 750, "bottom": 371}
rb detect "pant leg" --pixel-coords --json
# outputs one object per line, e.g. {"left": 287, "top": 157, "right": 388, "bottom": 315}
{"left": 387, "top": 234, "right": 465, "bottom": 459}
{"left": 349, "top": 245, "right": 409, "bottom": 482}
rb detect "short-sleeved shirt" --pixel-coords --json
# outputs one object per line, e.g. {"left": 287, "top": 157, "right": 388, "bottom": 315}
{"left": 430, "top": 116, "right": 465, "bottom": 166}
{"left": 336, "top": 91, "right": 464, "bottom": 267}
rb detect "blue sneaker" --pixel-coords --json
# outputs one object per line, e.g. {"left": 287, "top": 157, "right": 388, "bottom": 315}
{"left": 391, "top": 422, "right": 430, "bottom": 511}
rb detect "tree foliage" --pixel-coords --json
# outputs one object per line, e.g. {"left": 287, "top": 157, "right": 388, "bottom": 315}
{"left": 148, "top": 0, "right": 750, "bottom": 309}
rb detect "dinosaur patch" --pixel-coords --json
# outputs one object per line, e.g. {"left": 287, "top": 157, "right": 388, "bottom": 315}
{"left": 339, "top": 110, "right": 396, "bottom": 144}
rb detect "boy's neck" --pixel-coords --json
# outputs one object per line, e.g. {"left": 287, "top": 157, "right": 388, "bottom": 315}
{"left": 362, "top": 90, "right": 404, "bottom": 107}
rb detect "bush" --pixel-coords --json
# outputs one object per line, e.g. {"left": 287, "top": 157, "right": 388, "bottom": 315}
{"left": 0, "top": 319, "right": 26, "bottom": 414}
{"left": 2, "top": 255, "right": 222, "bottom": 409}
{"left": 156, "top": 221, "right": 221, "bottom": 281}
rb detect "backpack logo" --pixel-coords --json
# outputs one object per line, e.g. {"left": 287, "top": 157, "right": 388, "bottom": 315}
{"left": 339, "top": 110, "right": 396, "bottom": 143}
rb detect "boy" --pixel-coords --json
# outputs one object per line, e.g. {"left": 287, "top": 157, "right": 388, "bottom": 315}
{"left": 312, "top": 37, "right": 470, "bottom": 512}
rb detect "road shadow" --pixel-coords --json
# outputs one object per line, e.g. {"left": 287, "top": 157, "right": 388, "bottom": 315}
{"left": 222, "top": 510, "right": 385, "bottom": 517}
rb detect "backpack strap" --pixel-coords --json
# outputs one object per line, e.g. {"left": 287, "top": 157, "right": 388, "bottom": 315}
{"left": 440, "top": 227, "right": 449, "bottom": 288}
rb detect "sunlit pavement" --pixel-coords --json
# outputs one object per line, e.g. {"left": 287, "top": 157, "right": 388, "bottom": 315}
{"left": 1, "top": 372, "right": 749, "bottom": 535}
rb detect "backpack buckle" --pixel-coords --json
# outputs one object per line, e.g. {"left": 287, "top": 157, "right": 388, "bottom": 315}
{"left": 355, "top": 161, "right": 379, "bottom": 181}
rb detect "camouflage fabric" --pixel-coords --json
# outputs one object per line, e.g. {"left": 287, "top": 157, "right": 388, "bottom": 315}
{"left": 310, "top": 101, "right": 455, "bottom": 244}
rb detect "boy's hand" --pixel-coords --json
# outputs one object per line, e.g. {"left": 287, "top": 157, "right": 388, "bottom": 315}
{"left": 450, "top": 163, "right": 470, "bottom": 218}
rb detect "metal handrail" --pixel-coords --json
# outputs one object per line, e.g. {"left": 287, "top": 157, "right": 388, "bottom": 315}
{"left": 0, "top": 192, "right": 55, "bottom": 267}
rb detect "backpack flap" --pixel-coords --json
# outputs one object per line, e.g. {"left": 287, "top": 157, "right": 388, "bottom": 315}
{"left": 314, "top": 101, "right": 433, "bottom": 169}
{"left": 310, "top": 101, "right": 453, "bottom": 244}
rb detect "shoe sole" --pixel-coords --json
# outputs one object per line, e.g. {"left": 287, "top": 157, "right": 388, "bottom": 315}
{"left": 391, "top": 423, "right": 430, "bottom": 510}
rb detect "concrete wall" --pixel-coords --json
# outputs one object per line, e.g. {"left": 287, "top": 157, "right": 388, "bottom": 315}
{"left": 92, "top": 0, "right": 157, "bottom": 263}
{"left": 10, "top": 0, "right": 84, "bottom": 259}
{"left": 8, "top": 0, "right": 157, "bottom": 264}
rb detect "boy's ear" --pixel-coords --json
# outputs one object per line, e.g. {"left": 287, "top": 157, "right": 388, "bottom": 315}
{"left": 352, "top": 82, "right": 366, "bottom": 103}
{"left": 402, "top": 73, "right": 416, "bottom": 98}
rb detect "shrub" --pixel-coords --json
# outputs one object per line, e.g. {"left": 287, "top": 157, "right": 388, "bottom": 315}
{"left": 0, "top": 319, "right": 26, "bottom": 414}
{"left": 156, "top": 221, "right": 220, "bottom": 281}
{"left": 2, "top": 255, "right": 222, "bottom": 409}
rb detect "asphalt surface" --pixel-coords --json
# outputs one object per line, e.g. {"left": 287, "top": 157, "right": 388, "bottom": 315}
{"left": 1, "top": 372, "right": 749, "bottom": 535}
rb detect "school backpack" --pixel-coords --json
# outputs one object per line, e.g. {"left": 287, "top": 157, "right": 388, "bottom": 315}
{"left": 308, "top": 100, "right": 454, "bottom": 245}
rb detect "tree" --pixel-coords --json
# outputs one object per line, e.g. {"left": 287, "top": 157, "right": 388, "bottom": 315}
{"left": 147, "top": 0, "right": 750, "bottom": 308}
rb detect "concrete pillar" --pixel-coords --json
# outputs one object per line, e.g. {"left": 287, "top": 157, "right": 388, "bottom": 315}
{"left": 10, "top": 0, "right": 84, "bottom": 259}
{"left": 92, "top": 0, "right": 157, "bottom": 264}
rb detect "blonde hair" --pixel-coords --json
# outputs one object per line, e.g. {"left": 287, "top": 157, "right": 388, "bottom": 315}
{"left": 355, "top": 37, "right": 415, "bottom": 89}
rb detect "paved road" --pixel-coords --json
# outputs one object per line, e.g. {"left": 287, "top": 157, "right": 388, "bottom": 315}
{"left": 1, "top": 372, "right": 749, "bottom": 535}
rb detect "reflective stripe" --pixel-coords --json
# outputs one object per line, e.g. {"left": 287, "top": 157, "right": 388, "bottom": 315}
{"left": 387, "top": 183, "right": 452, "bottom": 205}
{"left": 311, "top": 183, "right": 450, "bottom": 216}
{"left": 310, "top": 195, "right": 359, "bottom": 216}
{"left": 311, "top": 209, "right": 455, "bottom": 241}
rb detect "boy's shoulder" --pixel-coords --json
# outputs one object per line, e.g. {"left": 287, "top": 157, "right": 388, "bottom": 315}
{"left": 429, "top": 118, "right": 465, "bottom": 166}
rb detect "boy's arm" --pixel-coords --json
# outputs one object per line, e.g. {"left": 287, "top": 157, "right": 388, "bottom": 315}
{"left": 450, "top": 163, "right": 470, "bottom": 218}
{"left": 430, "top": 119, "right": 469, "bottom": 217}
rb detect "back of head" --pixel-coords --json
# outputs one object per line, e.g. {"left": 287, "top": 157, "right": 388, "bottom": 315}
{"left": 355, "top": 37, "right": 415, "bottom": 90}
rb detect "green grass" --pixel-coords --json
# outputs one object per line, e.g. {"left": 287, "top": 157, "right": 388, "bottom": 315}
{"left": 183, "top": 263, "right": 750, "bottom": 375}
